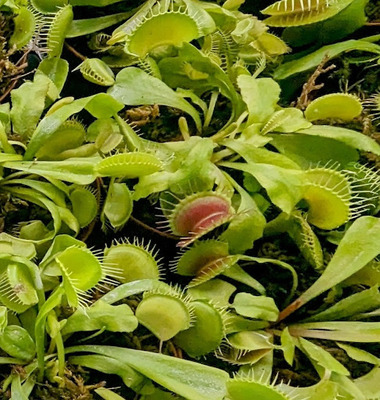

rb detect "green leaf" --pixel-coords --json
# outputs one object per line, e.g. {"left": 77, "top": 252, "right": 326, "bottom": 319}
{"left": 337, "top": 343, "right": 380, "bottom": 365}
{"left": 277, "top": 379, "right": 340, "bottom": 400}
{"left": 85, "top": 93, "right": 124, "bottom": 119}
{"left": 108, "top": 67, "right": 202, "bottom": 132}
{"left": 3, "top": 178, "right": 66, "bottom": 208}
{"left": 10, "top": 74, "right": 50, "bottom": 139}
{"left": 96, "top": 279, "right": 156, "bottom": 305}
{"left": 66, "top": 345, "right": 228, "bottom": 400}
{"left": 299, "top": 217, "right": 380, "bottom": 307}
{"left": 219, "top": 174, "right": 266, "bottom": 253}
{"left": 221, "top": 162, "right": 303, "bottom": 214}
{"left": 70, "top": 354, "right": 146, "bottom": 391}
{"left": 237, "top": 76, "right": 281, "bottom": 124}
{"left": 168, "top": 138, "right": 216, "bottom": 194}
{"left": 281, "top": 328, "right": 295, "bottom": 366}
{"left": 223, "top": 139, "right": 300, "bottom": 169}
{"left": 70, "top": 0, "right": 123, "bottom": 5}
{"left": 233, "top": 293, "right": 279, "bottom": 321}
{"left": 0, "top": 325, "right": 35, "bottom": 361}
{"left": 274, "top": 39, "right": 380, "bottom": 80}
{"left": 4, "top": 158, "right": 98, "bottom": 185}
{"left": 304, "top": 286, "right": 380, "bottom": 322}
{"left": 67, "top": 12, "right": 133, "bottom": 38}
{"left": 291, "top": 321, "right": 380, "bottom": 342}
{"left": 36, "top": 57, "right": 69, "bottom": 96}
{"left": 297, "top": 125, "right": 380, "bottom": 155}
{"left": 24, "top": 94, "right": 123, "bottom": 160}
{"left": 62, "top": 301, "right": 138, "bottom": 335}
{"left": 355, "top": 367, "right": 380, "bottom": 399}
{"left": 187, "top": 279, "right": 236, "bottom": 307}
{"left": 95, "top": 388, "right": 127, "bottom": 400}
{"left": 0, "top": 233, "right": 36, "bottom": 260}
{"left": 158, "top": 43, "right": 244, "bottom": 118}
{"left": 298, "top": 337, "right": 349, "bottom": 375}
{"left": 10, "top": 375, "right": 30, "bottom": 400}
{"left": 269, "top": 133, "right": 359, "bottom": 168}
{"left": 4, "top": 187, "right": 62, "bottom": 243}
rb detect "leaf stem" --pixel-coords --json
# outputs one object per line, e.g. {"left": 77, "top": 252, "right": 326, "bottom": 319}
{"left": 64, "top": 42, "right": 87, "bottom": 62}
{"left": 204, "top": 91, "right": 219, "bottom": 128}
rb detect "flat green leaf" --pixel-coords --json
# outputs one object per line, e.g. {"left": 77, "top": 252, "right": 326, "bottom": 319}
{"left": 274, "top": 39, "right": 380, "bottom": 80}
{"left": 4, "top": 158, "right": 98, "bottom": 185}
{"left": 3, "top": 178, "right": 66, "bottom": 208}
{"left": 297, "top": 125, "right": 380, "bottom": 156}
{"left": 67, "top": 12, "right": 133, "bottom": 38}
{"left": 270, "top": 133, "right": 359, "bottom": 168}
{"left": 108, "top": 67, "right": 202, "bottom": 132}
{"left": 62, "top": 301, "right": 138, "bottom": 335}
{"left": 159, "top": 43, "right": 244, "bottom": 118}
{"left": 95, "top": 388, "right": 127, "bottom": 400}
{"left": 66, "top": 345, "right": 228, "bottom": 400}
{"left": 355, "top": 367, "right": 380, "bottom": 399}
{"left": 0, "top": 233, "right": 36, "bottom": 260}
{"left": 291, "top": 321, "right": 380, "bottom": 342}
{"left": 223, "top": 139, "right": 300, "bottom": 169}
{"left": 221, "top": 161, "right": 303, "bottom": 214}
{"left": 237, "top": 76, "right": 281, "bottom": 124}
{"left": 337, "top": 343, "right": 380, "bottom": 365}
{"left": 70, "top": 0, "right": 123, "bottom": 5}
{"left": 298, "top": 338, "right": 349, "bottom": 375}
{"left": 10, "top": 74, "right": 50, "bottom": 139}
{"left": 10, "top": 375, "right": 29, "bottom": 400}
{"left": 233, "top": 293, "right": 279, "bottom": 321}
{"left": 36, "top": 57, "right": 69, "bottom": 96}
{"left": 187, "top": 279, "right": 236, "bottom": 307}
{"left": 96, "top": 279, "right": 156, "bottom": 305}
{"left": 281, "top": 328, "right": 295, "bottom": 366}
{"left": 219, "top": 174, "right": 266, "bottom": 253}
{"left": 70, "top": 354, "right": 146, "bottom": 390}
{"left": 298, "top": 217, "right": 380, "bottom": 307}
{"left": 24, "top": 94, "right": 123, "bottom": 160}
{"left": 304, "top": 286, "right": 380, "bottom": 322}
{"left": 85, "top": 93, "right": 124, "bottom": 119}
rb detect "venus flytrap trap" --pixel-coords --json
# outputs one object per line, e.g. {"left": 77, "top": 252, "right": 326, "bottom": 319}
{"left": 108, "top": 0, "right": 216, "bottom": 57}
{"left": 101, "top": 180, "right": 133, "bottom": 231}
{"left": 135, "top": 284, "right": 195, "bottom": 343}
{"left": 103, "top": 239, "right": 162, "bottom": 283}
{"left": 75, "top": 58, "right": 116, "bottom": 87}
{"left": 261, "top": 0, "right": 355, "bottom": 27}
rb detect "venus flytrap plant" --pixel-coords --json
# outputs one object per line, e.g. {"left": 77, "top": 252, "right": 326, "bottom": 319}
{"left": 2, "top": 1, "right": 380, "bottom": 398}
